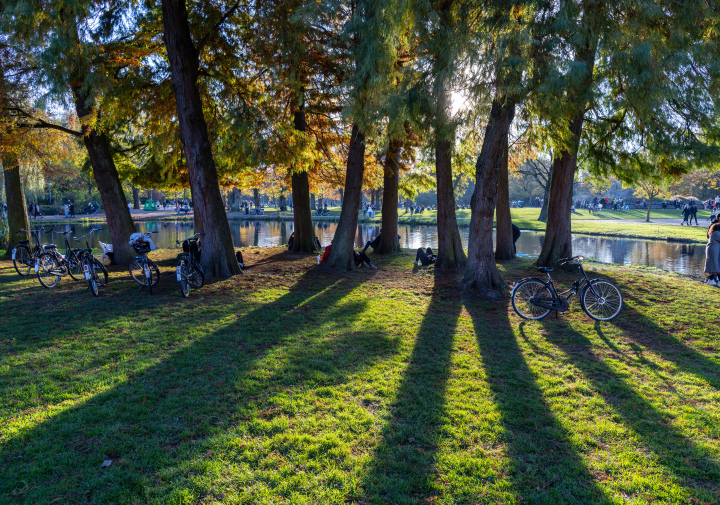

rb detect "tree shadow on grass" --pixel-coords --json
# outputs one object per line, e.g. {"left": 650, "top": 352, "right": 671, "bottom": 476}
{"left": 359, "top": 284, "right": 461, "bottom": 505}
{"left": 0, "top": 270, "right": 398, "bottom": 504}
{"left": 540, "top": 318, "right": 720, "bottom": 502}
{"left": 607, "top": 300, "right": 720, "bottom": 390}
{"left": 467, "top": 303, "right": 609, "bottom": 504}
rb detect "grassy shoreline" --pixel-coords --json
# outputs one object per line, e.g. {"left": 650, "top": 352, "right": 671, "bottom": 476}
{"left": 1, "top": 249, "right": 719, "bottom": 504}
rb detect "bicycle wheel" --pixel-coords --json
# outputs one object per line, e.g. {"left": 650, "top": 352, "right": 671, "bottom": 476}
{"left": 36, "top": 252, "right": 60, "bottom": 289}
{"left": 86, "top": 261, "right": 99, "bottom": 297}
{"left": 178, "top": 261, "right": 190, "bottom": 298}
{"left": 12, "top": 245, "right": 32, "bottom": 276}
{"left": 93, "top": 258, "right": 109, "bottom": 286}
{"left": 511, "top": 279, "right": 552, "bottom": 320}
{"left": 189, "top": 259, "right": 204, "bottom": 289}
{"left": 581, "top": 280, "right": 623, "bottom": 322}
{"left": 146, "top": 259, "right": 160, "bottom": 286}
{"left": 67, "top": 252, "right": 84, "bottom": 281}
{"left": 128, "top": 258, "right": 145, "bottom": 285}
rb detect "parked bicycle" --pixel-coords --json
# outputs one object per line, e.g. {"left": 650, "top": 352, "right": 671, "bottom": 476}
{"left": 511, "top": 256, "right": 623, "bottom": 322}
{"left": 129, "top": 231, "right": 160, "bottom": 294}
{"left": 11, "top": 227, "right": 49, "bottom": 276}
{"left": 74, "top": 228, "right": 109, "bottom": 297}
{"left": 35, "top": 229, "right": 85, "bottom": 288}
{"left": 176, "top": 233, "right": 205, "bottom": 298}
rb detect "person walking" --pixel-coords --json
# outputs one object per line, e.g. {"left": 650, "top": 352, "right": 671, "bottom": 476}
{"left": 69, "top": 201, "right": 75, "bottom": 218}
{"left": 690, "top": 203, "right": 698, "bottom": 225}
{"left": 704, "top": 223, "right": 720, "bottom": 285}
{"left": 681, "top": 204, "right": 691, "bottom": 225}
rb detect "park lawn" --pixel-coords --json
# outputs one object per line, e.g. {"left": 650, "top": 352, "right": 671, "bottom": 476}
{"left": 1, "top": 248, "right": 720, "bottom": 504}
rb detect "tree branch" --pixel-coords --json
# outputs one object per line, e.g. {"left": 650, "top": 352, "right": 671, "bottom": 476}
{"left": 196, "top": 0, "right": 242, "bottom": 55}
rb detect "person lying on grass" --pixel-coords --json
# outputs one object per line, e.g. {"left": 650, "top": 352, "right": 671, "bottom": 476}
{"left": 320, "top": 242, "right": 377, "bottom": 269}
{"left": 414, "top": 247, "right": 437, "bottom": 266}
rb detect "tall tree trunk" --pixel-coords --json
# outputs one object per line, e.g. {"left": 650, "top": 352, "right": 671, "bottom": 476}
{"left": 462, "top": 98, "right": 516, "bottom": 292}
{"left": 132, "top": 186, "right": 140, "bottom": 210}
{"left": 289, "top": 108, "right": 317, "bottom": 253}
{"left": 253, "top": 188, "right": 260, "bottom": 209}
{"left": 3, "top": 152, "right": 30, "bottom": 257}
{"left": 434, "top": 84, "right": 466, "bottom": 271}
{"left": 72, "top": 89, "right": 137, "bottom": 265}
{"left": 646, "top": 196, "right": 652, "bottom": 222}
{"left": 324, "top": 124, "right": 365, "bottom": 271}
{"left": 495, "top": 134, "right": 514, "bottom": 260}
{"left": 161, "top": 0, "right": 241, "bottom": 278}
{"left": 537, "top": 44, "right": 597, "bottom": 267}
{"left": 310, "top": 193, "right": 316, "bottom": 212}
{"left": 537, "top": 165, "right": 552, "bottom": 222}
{"left": 339, "top": 188, "right": 344, "bottom": 206}
{"left": 376, "top": 139, "right": 402, "bottom": 254}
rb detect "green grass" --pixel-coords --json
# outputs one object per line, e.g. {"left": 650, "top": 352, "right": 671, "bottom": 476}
{"left": 2, "top": 249, "right": 720, "bottom": 504}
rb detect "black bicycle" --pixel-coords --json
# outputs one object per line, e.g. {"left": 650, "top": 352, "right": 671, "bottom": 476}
{"left": 35, "top": 229, "right": 84, "bottom": 288}
{"left": 511, "top": 256, "right": 623, "bottom": 322}
{"left": 12, "top": 227, "right": 49, "bottom": 276}
{"left": 176, "top": 233, "right": 205, "bottom": 298}
{"left": 74, "top": 228, "right": 109, "bottom": 297}
{"left": 129, "top": 231, "right": 160, "bottom": 294}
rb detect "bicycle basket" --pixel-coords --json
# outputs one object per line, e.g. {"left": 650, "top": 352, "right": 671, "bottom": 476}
{"left": 182, "top": 238, "right": 201, "bottom": 259}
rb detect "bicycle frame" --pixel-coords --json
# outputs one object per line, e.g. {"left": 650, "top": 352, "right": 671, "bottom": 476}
{"left": 542, "top": 263, "right": 595, "bottom": 301}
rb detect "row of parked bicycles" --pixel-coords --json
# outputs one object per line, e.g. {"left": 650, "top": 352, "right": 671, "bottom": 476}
{"left": 10, "top": 227, "right": 206, "bottom": 298}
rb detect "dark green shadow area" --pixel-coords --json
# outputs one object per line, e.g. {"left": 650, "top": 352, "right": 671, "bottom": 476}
{"left": 468, "top": 303, "right": 609, "bottom": 504}
{"left": 1, "top": 271, "right": 399, "bottom": 504}
{"left": 610, "top": 296, "right": 720, "bottom": 390}
{"left": 359, "top": 285, "right": 461, "bottom": 505}
{"left": 541, "top": 318, "right": 720, "bottom": 502}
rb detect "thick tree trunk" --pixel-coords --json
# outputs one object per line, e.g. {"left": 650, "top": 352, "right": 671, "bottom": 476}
{"left": 310, "top": 193, "right": 316, "bottom": 212}
{"left": 132, "top": 186, "right": 140, "bottom": 210}
{"left": 495, "top": 135, "right": 514, "bottom": 260}
{"left": 376, "top": 139, "right": 402, "bottom": 254}
{"left": 462, "top": 98, "right": 516, "bottom": 292}
{"left": 253, "top": 188, "right": 261, "bottom": 209}
{"left": 72, "top": 89, "right": 137, "bottom": 265}
{"left": 339, "top": 188, "right": 344, "bottom": 206}
{"left": 537, "top": 45, "right": 597, "bottom": 267}
{"left": 3, "top": 152, "right": 30, "bottom": 256}
{"left": 435, "top": 138, "right": 467, "bottom": 270}
{"left": 289, "top": 108, "right": 317, "bottom": 253}
{"left": 324, "top": 124, "right": 365, "bottom": 271}
{"left": 537, "top": 166, "right": 552, "bottom": 222}
{"left": 161, "top": 0, "right": 241, "bottom": 278}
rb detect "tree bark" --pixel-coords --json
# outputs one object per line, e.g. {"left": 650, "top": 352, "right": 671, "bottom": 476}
{"left": 536, "top": 44, "right": 597, "bottom": 267}
{"left": 289, "top": 108, "right": 318, "bottom": 253}
{"left": 3, "top": 152, "right": 30, "bottom": 257}
{"left": 161, "top": 0, "right": 241, "bottom": 278}
{"left": 72, "top": 89, "right": 137, "bottom": 265}
{"left": 462, "top": 98, "right": 516, "bottom": 292}
{"left": 310, "top": 193, "right": 316, "bottom": 212}
{"left": 323, "top": 124, "right": 365, "bottom": 271}
{"left": 646, "top": 196, "right": 652, "bottom": 222}
{"left": 376, "top": 139, "right": 402, "bottom": 254}
{"left": 339, "top": 188, "right": 344, "bottom": 206}
{"left": 435, "top": 138, "right": 467, "bottom": 270}
{"left": 132, "top": 186, "right": 140, "bottom": 210}
{"left": 537, "top": 164, "right": 552, "bottom": 222}
{"left": 253, "top": 188, "right": 260, "bottom": 209}
{"left": 495, "top": 134, "right": 515, "bottom": 260}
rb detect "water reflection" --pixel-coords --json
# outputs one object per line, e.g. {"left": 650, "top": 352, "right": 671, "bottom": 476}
{"left": 46, "top": 220, "right": 707, "bottom": 277}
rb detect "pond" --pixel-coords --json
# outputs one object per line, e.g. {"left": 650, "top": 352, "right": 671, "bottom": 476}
{"left": 45, "top": 220, "right": 707, "bottom": 278}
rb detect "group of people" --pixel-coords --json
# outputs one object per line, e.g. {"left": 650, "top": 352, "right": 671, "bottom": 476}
{"left": 362, "top": 204, "right": 377, "bottom": 218}
{"left": 680, "top": 203, "right": 700, "bottom": 225}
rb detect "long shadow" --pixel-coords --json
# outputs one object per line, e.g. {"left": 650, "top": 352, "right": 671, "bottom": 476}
{"left": 1, "top": 270, "right": 398, "bottom": 503}
{"left": 359, "top": 284, "right": 461, "bottom": 505}
{"left": 468, "top": 303, "right": 608, "bottom": 504}
{"left": 541, "top": 318, "right": 720, "bottom": 501}
{"left": 608, "top": 298, "right": 720, "bottom": 390}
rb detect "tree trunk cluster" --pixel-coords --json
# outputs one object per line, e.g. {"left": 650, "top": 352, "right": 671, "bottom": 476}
{"left": 376, "top": 139, "right": 402, "bottom": 254}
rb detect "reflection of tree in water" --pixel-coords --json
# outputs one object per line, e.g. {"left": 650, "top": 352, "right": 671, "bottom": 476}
{"left": 253, "top": 222, "right": 260, "bottom": 247}
{"left": 280, "top": 221, "right": 287, "bottom": 245}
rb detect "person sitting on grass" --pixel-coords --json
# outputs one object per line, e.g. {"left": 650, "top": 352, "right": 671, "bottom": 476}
{"left": 415, "top": 247, "right": 437, "bottom": 266}
{"left": 704, "top": 223, "right": 720, "bottom": 286}
{"left": 236, "top": 250, "right": 247, "bottom": 270}
{"left": 362, "top": 229, "right": 401, "bottom": 253}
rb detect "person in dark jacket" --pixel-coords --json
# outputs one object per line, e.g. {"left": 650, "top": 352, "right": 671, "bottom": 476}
{"left": 690, "top": 203, "right": 698, "bottom": 225}
{"left": 681, "top": 205, "right": 692, "bottom": 225}
{"left": 415, "top": 247, "right": 437, "bottom": 266}
{"left": 512, "top": 223, "right": 521, "bottom": 254}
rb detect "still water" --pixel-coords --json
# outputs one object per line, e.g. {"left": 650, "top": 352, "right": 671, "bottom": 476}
{"left": 45, "top": 220, "right": 707, "bottom": 278}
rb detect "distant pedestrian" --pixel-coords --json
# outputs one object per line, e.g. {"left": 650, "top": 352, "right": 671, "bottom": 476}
{"left": 681, "top": 205, "right": 691, "bottom": 225}
{"left": 690, "top": 203, "right": 698, "bottom": 225}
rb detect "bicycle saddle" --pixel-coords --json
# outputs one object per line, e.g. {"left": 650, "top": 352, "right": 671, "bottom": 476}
{"left": 538, "top": 267, "right": 553, "bottom": 273}
{"left": 18, "top": 239, "right": 29, "bottom": 244}
{"left": 45, "top": 244, "right": 57, "bottom": 249}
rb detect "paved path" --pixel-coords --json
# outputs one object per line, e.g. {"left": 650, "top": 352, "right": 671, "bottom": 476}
{"left": 573, "top": 218, "right": 712, "bottom": 226}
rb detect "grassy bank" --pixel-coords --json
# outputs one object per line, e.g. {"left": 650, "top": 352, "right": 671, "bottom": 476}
{"left": 2, "top": 249, "right": 720, "bottom": 504}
